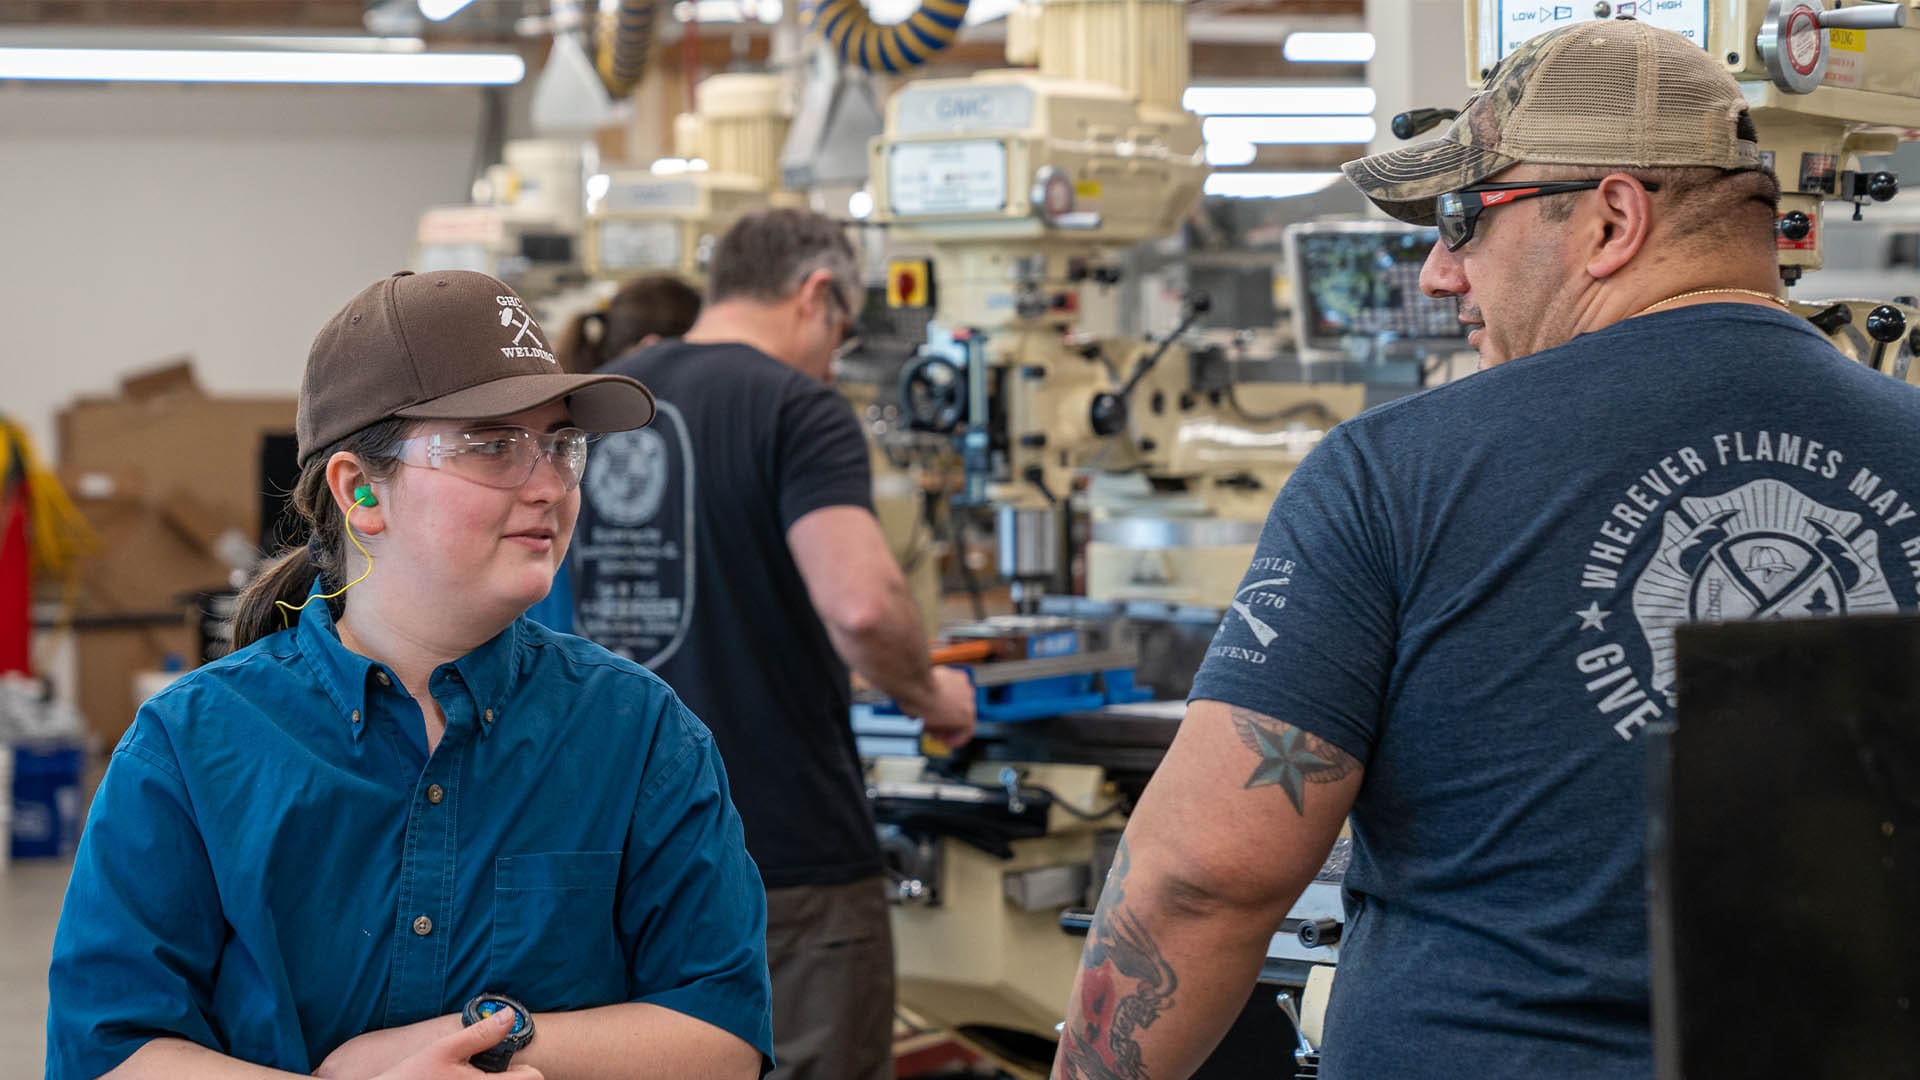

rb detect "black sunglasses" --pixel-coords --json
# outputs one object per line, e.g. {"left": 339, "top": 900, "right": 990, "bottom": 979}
{"left": 822, "top": 281, "right": 860, "bottom": 347}
{"left": 1434, "top": 179, "right": 1661, "bottom": 251}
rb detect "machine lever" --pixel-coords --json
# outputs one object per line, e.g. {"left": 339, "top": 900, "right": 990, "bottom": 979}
{"left": 1806, "top": 303, "right": 1853, "bottom": 335}
{"left": 1117, "top": 291, "right": 1212, "bottom": 401}
{"left": 1865, "top": 304, "right": 1907, "bottom": 372}
{"left": 1392, "top": 108, "right": 1459, "bottom": 140}
{"left": 1819, "top": 2, "right": 1906, "bottom": 29}
{"left": 1275, "top": 991, "right": 1323, "bottom": 1077}
{"left": 999, "top": 766, "right": 1028, "bottom": 814}
{"left": 1297, "top": 917, "right": 1343, "bottom": 948}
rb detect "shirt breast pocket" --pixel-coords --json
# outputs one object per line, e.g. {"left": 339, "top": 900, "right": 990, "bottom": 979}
{"left": 489, "top": 851, "right": 627, "bottom": 1009}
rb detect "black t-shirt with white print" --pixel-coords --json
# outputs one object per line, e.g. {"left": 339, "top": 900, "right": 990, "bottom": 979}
{"left": 574, "top": 341, "right": 878, "bottom": 889}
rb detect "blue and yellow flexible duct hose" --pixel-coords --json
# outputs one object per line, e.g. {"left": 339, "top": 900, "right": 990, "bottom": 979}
{"left": 597, "top": 0, "right": 658, "bottom": 98}
{"left": 806, "top": 0, "right": 971, "bottom": 73}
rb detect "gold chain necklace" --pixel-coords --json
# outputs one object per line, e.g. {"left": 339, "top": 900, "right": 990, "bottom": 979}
{"left": 1634, "top": 287, "right": 1790, "bottom": 318}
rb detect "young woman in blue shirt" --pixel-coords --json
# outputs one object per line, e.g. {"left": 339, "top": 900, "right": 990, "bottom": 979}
{"left": 48, "top": 271, "right": 773, "bottom": 1079}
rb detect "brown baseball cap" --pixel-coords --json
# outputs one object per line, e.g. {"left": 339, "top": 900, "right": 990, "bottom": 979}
{"left": 296, "top": 270, "right": 656, "bottom": 465}
{"left": 1343, "top": 19, "right": 1764, "bottom": 225}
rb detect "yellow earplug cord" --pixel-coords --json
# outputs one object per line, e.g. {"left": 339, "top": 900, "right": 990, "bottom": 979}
{"left": 274, "top": 496, "right": 376, "bottom": 628}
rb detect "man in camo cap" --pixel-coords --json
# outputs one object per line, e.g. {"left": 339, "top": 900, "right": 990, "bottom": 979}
{"left": 1054, "top": 18, "right": 1920, "bottom": 1080}
{"left": 1342, "top": 15, "right": 1778, "bottom": 366}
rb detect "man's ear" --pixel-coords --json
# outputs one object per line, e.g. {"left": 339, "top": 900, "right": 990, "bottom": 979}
{"left": 1586, "top": 173, "right": 1657, "bottom": 280}
{"left": 796, "top": 267, "right": 837, "bottom": 316}
{"left": 324, "top": 452, "right": 387, "bottom": 536}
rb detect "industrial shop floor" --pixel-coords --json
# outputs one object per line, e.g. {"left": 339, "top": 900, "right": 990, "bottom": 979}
{"left": 2, "top": 855, "right": 68, "bottom": 1074}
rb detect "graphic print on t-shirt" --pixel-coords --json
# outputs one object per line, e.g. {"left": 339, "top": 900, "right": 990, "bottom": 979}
{"left": 1210, "top": 556, "right": 1297, "bottom": 666}
{"left": 573, "top": 400, "right": 697, "bottom": 666}
{"left": 1573, "top": 429, "right": 1920, "bottom": 742}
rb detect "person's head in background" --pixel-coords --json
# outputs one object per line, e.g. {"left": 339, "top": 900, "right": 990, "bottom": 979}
{"left": 683, "top": 208, "right": 862, "bottom": 382}
{"left": 231, "top": 270, "right": 655, "bottom": 652}
{"left": 559, "top": 273, "right": 703, "bottom": 373}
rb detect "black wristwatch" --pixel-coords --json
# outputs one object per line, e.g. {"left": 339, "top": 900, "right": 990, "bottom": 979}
{"left": 462, "top": 992, "right": 534, "bottom": 1073}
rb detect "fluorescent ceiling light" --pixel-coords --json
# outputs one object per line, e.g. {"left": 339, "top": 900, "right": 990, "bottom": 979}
{"left": 1201, "top": 115, "right": 1376, "bottom": 145}
{"left": 963, "top": 0, "right": 1022, "bottom": 25}
{"left": 674, "top": 0, "right": 783, "bottom": 21}
{"left": 1204, "top": 140, "right": 1257, "bottom": 167}
{"left": 1203, "top": 172, "right": 1343, "bottom": 199}
{"left": 419, "top": 0, "right": 479, "bottom": 20}
{"left": 0, "top": 46, "right": 526, "bottom": 85}
{"left": 1283, "top": 32, "right": 1376, "bottom": 63}
{"left": 1183, "top": 85, "right": 1375, "bottom": 116}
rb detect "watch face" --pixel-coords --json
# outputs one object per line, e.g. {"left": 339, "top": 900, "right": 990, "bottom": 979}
{"left": 467, "top": 994, "right": 533, "bottom": 1044}
{"left": 474, "top": 1000, "right": 528, "bottom": 1037}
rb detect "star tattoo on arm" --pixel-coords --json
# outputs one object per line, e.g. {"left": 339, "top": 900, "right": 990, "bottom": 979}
{"left": 1230, "top": 706, "right": 1361, "bottom": 814}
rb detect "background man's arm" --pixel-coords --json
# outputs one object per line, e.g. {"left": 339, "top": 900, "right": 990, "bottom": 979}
{"left": 788, "top": 505, "right": 974, "bottom": 745}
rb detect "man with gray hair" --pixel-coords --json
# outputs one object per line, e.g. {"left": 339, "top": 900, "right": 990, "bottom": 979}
{"left": 569, "top": 207, "right": 975, "bottom": 1079}
{"left": 1052, "top": 18, "right": 1920, "bottom": 1080}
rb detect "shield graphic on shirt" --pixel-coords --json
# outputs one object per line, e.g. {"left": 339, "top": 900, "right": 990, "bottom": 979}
{"left": 1631, "top": 478, "right": 1894, "bottom": 701}
{"left": 572, "top": 400, "right": 698, "bottom": 668}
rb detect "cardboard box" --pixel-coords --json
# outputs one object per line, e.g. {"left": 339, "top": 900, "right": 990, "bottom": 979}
{"left": 51, "top": 360, "right": 297, "bottom": 742}
{"left": 73, "top": 620, "right": 196, "bottom": 747}
{"left": 59, "top": 360, "right": 297, "bottom": 558}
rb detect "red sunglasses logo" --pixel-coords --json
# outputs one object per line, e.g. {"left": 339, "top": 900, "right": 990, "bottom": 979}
{"left": 1477, "top": 187, "right": 1541, "bottom": 207}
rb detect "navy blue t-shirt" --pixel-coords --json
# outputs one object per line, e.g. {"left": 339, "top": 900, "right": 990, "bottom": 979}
{"left": 1190, "top": 304, "right": 1920, "bottom": 1078}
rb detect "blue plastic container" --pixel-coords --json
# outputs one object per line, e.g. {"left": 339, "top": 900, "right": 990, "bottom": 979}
{"left": 12, "top": 742, "right": 83, "bottom": 859}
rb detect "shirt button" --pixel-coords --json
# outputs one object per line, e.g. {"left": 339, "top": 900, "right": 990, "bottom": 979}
{"left": 350, "top": 709, "right": 360, "bottom": 724}
{"left": 375, "top": 671, "right": 391, "bottom": 687}
{"left": 483, "top": 708, "right": 495, "bottom": 723}
{"left": 426, "top": 784, "right": 445, "bottom": 805}
{"left": 412, "top": 915, "right": 433, "bottom": 936}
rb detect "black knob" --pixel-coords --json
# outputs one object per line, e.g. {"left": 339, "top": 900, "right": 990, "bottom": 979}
{"left": 1186, "top": 291, "right": 1213, "bottom": 316}
{"left": 1807, "top": 303, "right": 1853, "bottom": 334}
{"left": 1866, "top": 305, "right": 1907, "bottom": 344}
{"left": 1777, "top": 211, "right": 1813, "bottom": 241}
{"left": 1896, "top": 296, "right": 1920, "bottom": 308}
{"left": 1391, "top": 108, "right": 1459, "bottom": 140}
{"left": 1868, "top": 171, "right": 1899, "bottom": 203}
{"left": 1089, "top": 392, "right": 1128, "bottom": 437}
{"left": 1093, "top": 267, "right": 1124, "bottom": 286}
{"left": 1298, "top": 918, "right": 1343, "bottom": 948}
{"left": 1066, "top": 261, "right": 1090, "bottom": 283}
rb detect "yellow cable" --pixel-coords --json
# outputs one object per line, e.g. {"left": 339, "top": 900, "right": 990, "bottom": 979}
{"left": 0, "top": 417, "right": 96, "bottom": 579}
{"left": 274, "top": 499, "right": 375, "bottom": 629}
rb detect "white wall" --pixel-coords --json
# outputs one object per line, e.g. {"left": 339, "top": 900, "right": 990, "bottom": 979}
{"left": 0, "top": 82, "right": 496, "bottom": 454}
{"left": 1366, "top": 0, "right": 1472, "bottom": 161}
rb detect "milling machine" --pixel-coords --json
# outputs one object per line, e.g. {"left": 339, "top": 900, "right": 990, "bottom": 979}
{"left": 854, "top": 0, "right": 1374, "bottom": 1070}
{"left": 414, "top": 139, "right": 593, "bottom": 303}
{"left": 1450, "top": 0, "right": 1920, "bottom": 377}
{"left": 869, "top": 0, "right": 1368, "bottom": 612}
{"left": 582, "top": 73, "right": 795, "bottom": 283}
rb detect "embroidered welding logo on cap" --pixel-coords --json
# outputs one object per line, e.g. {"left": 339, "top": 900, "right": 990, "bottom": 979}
{"left": 296, "top": 270, "right": 655, "bottom": 466}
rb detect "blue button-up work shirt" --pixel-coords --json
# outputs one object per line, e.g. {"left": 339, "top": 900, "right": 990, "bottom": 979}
{"left": 47, "top": 591, "right": 773, "bottom": 1075}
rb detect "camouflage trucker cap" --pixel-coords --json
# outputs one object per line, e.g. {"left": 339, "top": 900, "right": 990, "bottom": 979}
{"left": 1343, "top": 18, "right": 1764, "bottom": 225}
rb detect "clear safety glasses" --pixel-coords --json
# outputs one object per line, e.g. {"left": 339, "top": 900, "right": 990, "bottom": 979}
{"left": 396, "top": 426, "right": 597, "bottom": 491}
